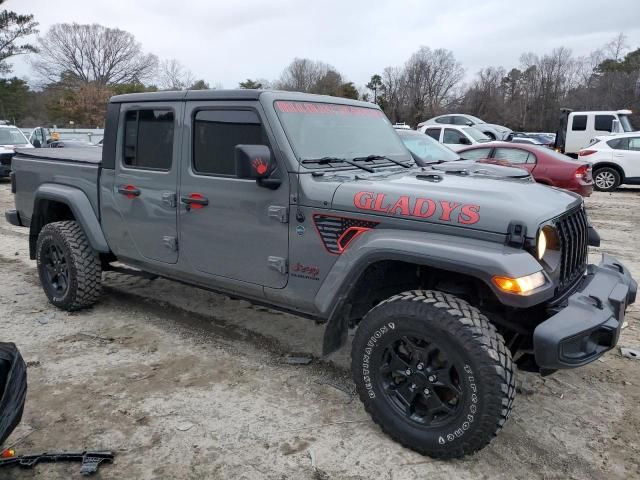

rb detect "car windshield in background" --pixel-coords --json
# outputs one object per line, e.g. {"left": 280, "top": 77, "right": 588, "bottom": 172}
{"left": 0, "top": 128, "right": 29, "bottom": 145}
{"left": 620, "top": 115, "right": 634, "bottom": 132}
{"left": 274, "top": 101, "right": 411, "bottom": 165}
{"left": 397, "top": 130, "right": 460, "bottom": 163}
{"left": 466, "top": 115, "right": 484, "bottom": 124}
{"left": 463, "top": 127, "right": 491, "bottom": 142}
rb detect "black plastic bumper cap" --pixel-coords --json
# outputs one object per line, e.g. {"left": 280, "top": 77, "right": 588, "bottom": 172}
{"left": 4, "top": 209, "right": 21, "bottom": 227}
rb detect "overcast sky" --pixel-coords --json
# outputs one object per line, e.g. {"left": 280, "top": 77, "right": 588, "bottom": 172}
{"left": 9, "top": 0, "right": 640, "bottom": 89}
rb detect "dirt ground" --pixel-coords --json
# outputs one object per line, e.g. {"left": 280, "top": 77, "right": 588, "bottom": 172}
{"left": 0, "top": 179, "right": 639, "bottom": 480}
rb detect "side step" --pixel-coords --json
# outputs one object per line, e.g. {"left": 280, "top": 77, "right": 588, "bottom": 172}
{"left": 103, "top": 265, "right": 159, "bottom": 280}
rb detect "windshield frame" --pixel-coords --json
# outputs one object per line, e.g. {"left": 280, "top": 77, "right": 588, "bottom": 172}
{"left": 273, "top": 99, "right": 414, "bottom": 170}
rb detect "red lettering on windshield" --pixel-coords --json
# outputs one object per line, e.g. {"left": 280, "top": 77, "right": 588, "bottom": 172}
{"left": 275, "top": 101, "right": 384, "bottom": 117}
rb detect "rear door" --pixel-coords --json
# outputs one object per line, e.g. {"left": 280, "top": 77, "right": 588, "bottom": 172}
{"left": 492, "top": 147, "right": 536, "bottom": 174}
{"left": 621, "top": 137, "right": 640, "bottom": 178}
{"left": 179, "top": 102, "right": 289, "bottom": 288}
{"left": 112, "top": 103, "right": 182, "bottom": 264}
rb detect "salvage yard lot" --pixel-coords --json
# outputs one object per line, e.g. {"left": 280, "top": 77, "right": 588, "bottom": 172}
{"left": 0, "top": 180, "right": 639, "bottom": 480}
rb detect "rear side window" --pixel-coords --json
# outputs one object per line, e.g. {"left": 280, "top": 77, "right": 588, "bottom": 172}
{"left": 494, "top": 148, "right": 533, "bottom": 164}
{"left": 594, "top": 115, "right": 615, "bottom": 132}
{"left": 425, "top": 128, "right": 441, "bottom": 140}
{"left": 607, "top": 138, "right": 628, "bottom": 150}
{"left": 460, "top": 148, "right": 491, "bottom": 160}
{"left": 193, "top": 110, "right": 268, "bottom": 176}
{"left": 571, "top": 115, "right": 587, "bottom": 131}
{"left": 123, "top": 109, "right": 174, "bottom": 170}
{"left": 435, "top": 117, "right": 450, "bottom": 124}
{"left": 629, "top": 137, "right": 640, "bottom": 151}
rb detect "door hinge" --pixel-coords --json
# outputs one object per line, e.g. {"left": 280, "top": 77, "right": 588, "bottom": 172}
{"left": 268, "top": 205, "right": 289, "bottom": 223}
{"left": 268, "top": 256, "right": 288, "bottom": 274}
{"left": 163, "top": 236, "right": 178, "bottom": 251}
{"left": 162, "top": 192, "right": 177, "bottom": 208}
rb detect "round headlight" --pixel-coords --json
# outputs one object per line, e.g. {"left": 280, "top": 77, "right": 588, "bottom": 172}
{"left": 537, "top": 229, "right": 547, "bottom": 260}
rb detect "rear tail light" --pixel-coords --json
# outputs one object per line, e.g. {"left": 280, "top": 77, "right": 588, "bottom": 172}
{"left": 579, "top": 149, "right": 597, "bottom": 156}
{"left": 575, "top": 165, "right": 591, "bottom": 178}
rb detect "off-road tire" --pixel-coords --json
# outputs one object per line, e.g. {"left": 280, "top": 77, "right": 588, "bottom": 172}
{"left": 593, "top": 166, "right": 621, "bottom": 192}
{"left": 351, "top": 290, "right": 515, "bottom": 458}
{"left": 36, "top": 221, "right": 102, "bottom": 311}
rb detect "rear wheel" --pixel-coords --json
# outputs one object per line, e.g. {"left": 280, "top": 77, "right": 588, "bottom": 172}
{"left": 36, "top": 221, "right": 102, "bottom": 311}
{"left": 351, "top": 290, "right": 515, "bottom": 458}
{"left": 593, "top": 167, "right": 621, "bottom": 191}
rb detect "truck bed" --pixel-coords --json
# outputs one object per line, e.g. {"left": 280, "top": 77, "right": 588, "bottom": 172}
{"left": 12, "top": 148, "right": 102, "bottom": 226}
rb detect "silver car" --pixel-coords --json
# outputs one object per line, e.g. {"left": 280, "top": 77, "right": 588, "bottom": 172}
{"left": 418, "top": 114, "right": 512, "bottom": 140}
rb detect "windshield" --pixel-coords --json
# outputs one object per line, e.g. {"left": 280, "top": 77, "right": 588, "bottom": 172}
{"left": 466, "top": 115, "right": 485, "bottom": 124}
{"left": 0, "top": 127, "right": 29, "bottom": 145}
{"left": 274, "top": 101, "right": 411, "bottom": 165}
{"left": 619, "top": 115, "right": 634, "bottom": 132}
{"left": 397, "top": 130, "right": 460, "bottom": 164}
{"left": 463, "top": 127, "right": 491, "bottom": 142}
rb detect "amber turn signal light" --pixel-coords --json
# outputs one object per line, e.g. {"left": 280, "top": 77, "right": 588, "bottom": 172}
{"left": 493, "top": 272, "right": 546, "bottom": 295}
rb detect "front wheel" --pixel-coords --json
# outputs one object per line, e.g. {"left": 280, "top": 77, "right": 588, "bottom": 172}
{"left": 351, "top": 290, "right": 515, "bottom": 458}
{"left": 36, "top": 221, "right": 102, "bottom": 311}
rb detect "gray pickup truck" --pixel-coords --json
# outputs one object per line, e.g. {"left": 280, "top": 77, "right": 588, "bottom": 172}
{"left": 5, "top": 90, "right": 637, "bottom": 458}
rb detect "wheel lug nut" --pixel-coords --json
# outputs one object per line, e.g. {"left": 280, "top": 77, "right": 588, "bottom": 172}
{"left": 416, "top": 363, "right": 424, "bottom": 370}
{"left": 428, "top": 375, "right": 436, "bottom": 382}
{"left": 410, "top": 383, "right": 416, "bottom": 390}
{"left": 405, "top": 369, "right": 412, "bottom": 376}
{"left": 423, "top": 388, "right": 430, "bottom": 395}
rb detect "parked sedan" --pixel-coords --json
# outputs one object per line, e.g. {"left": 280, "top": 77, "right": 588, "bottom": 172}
{"left": 418, "top": 124, "right": 493, "bottom": 152}
{"left": 417, "top": 114, "right": 512, "bottom": 140}
{"left": 578, "top": 133, "right": 640, "bottom": 191}
{"left": 396, "top": 129, "right": 532, "bottom": 180}
{"left": 459, "top": 142, "right": 594, "bottom": 197}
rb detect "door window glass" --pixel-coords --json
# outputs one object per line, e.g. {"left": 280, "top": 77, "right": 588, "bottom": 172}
{"left": 435, "top": 116, "right": 449, "bottom": 124}
{"left": 607, "top": 138, "right": 628, "bottom": 150}
{"left": 571, "top": 115, "right": 587, "bottom": 131}
{"left": 494, "top": 148, "right": 532, "bottom": 164}
{"left": 594, "top": 115, "right": 616, "bottom": 132}
{"left": 443, "top": 128, "right": 466, "bottom": 144}
{"left": 193, "top": 110, "right": 268, "bottom": 176}
{"left": 628, "top": 137, "right": 640, "bottom": 151}
{"left": 460, "top": 148, "right": 492, "bottom": 160}
{"left": 425, "top": 128, "right": 441, "bottom": 140}
{"left": 123, "top": 109, "right": 174, "bottom": 170}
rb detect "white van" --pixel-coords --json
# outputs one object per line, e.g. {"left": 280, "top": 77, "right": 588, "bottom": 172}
{"left": 555, "top": 109, "right": 635, "bottom": 156}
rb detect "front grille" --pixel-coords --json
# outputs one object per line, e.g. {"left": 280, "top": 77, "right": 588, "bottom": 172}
{"left": 555, "top": 207, "right": 589, "bottom": 292}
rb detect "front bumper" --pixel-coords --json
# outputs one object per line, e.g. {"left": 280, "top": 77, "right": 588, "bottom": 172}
{"left": 4, "top": 209, "right": 22, "bottom": 227}
{"left": 534, "top": 254, "right": 637, "bottom": 369}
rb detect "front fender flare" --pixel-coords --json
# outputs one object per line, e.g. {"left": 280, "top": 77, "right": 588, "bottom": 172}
{"left": 31, "top": 183, "right": 110, "bottom": 255}
{"left": 318, "top": 229, "right": 553, "bottom": 355}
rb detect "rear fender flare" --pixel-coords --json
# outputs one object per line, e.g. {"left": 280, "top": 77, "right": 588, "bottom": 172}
{"left": 30, "top": 184, "right": 110, "bottom": 256}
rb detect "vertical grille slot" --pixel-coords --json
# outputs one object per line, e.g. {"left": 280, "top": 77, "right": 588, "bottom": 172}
{"left": 554, "top": 207, "right": 589, "bottom": 292}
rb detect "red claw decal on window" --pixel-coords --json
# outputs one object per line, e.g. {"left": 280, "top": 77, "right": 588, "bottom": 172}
{"left": 252, "top": 157, "right": 268, "bottom": 175}
{"left": 353, "top": 191, "right": 481, "bottom": 225}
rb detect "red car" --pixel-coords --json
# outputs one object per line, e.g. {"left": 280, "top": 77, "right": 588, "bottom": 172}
{"left": 458, "top": 142, "right": 594, "bottom": 197}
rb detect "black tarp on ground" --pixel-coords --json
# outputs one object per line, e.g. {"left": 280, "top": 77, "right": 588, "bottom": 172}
{"left": 0, "top": 342, "right": 27, "bottom": 446}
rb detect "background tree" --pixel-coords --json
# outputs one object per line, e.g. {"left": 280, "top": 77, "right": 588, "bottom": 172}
{"left": 0, "top": 0, "right": 38, "bottom": 74}
{"left": 239, "top": 78, "right": 263, "bottom": 89}
{"left": 157, "top": 58, "right": 194, "bottom": 90}
{"left": 0, "top": 77, "right": 29, "bottom": 123}
{"left": 33, "top": 23, "right": 157, "bottom": 85}
{"left": 366, "top": 74, "right": 382, "bottom": 103}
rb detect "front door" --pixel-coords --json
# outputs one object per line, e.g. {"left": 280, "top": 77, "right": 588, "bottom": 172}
{"left": 179, "top": 103, "right": 289, "bottom": 288}
{"left": 112, "top": 103, "right": 182, "bottom": 264}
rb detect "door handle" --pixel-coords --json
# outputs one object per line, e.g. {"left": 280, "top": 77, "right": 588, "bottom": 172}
{"left": 181, "top": 193, "right": 209, "bottom": 210}
{"left": 117, "top": 184, "right": 141, "bottom": 198}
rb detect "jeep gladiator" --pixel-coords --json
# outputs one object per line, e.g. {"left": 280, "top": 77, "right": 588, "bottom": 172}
{"left": 5, "top": 90, "right": 637, "bottom": 458}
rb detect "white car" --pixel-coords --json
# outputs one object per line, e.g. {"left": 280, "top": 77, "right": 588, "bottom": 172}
{"left": 417, "top": 114, "right": 512, "bottom": 140}
{"left": 557, "top": 109, "right": 635, "bottom": 156}
{"left": 0, "top": 124, "right": 34, "bottom": 151}
{"left": 418, "top": 124, "right": 493, "bottom": 152}
{"left": 578, "top": 132, "right": 640, "bottom": 191}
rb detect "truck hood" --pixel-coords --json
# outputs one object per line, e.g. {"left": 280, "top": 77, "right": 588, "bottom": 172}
{"left": 433, "top": 160, "right": 530, "bottom": 179}
{"left": 330, "top": 167, "right": 581, "bottom": 236}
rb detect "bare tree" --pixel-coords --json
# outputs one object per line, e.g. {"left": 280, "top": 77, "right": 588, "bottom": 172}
{"left": 33, "top": 23, "right": 157, "bottom": 85}
{"left": 276, "top": 58, "right": 331, "bottom": 92}
{"left": 157, "top": 59, "right": 194, "bottom": 90}
{"left": 0, "top": 0, "right": 38, "bottom": 74}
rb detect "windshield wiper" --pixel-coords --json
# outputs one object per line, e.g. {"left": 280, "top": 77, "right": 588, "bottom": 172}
{"left": 352, "top": 154, "right": 412, "bottom": 168}
{"left": 301, "top": 156, "right": 375, "bottom": 173}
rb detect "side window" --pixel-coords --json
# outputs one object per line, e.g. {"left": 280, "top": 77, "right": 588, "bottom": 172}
{"left": 494, "top": 148, "right": 531, "bottom": 164}
{"left": 123, "top": 109, "right": 174, "bottom": 170}
{"left": 628, "top": 137, "right": 640, "bottom": 151}
{"left": 443, "top": 128, "right": 465, "bottom": 144}
{"left": 594, "top": 115, "right": 616, "bottom": 132}
{"left": 460, "top": 148, "right": 491, "bottom": 160}
{"left": 607, "top": 138, "right": 628, "bottom": 150}
{"left": 193, "top": 110, "right": 268, "bottom": 176}
{"left": 435, "top": 116, "right": 449, "bottom": 124}
{"left": 452, "top": 116, "right": 469, "bottom": 125}
{"left": 571, "top": 115, "right": 587, "bottom": 131}
{"left": 425, "top": 128, "right": 441, "bottom": 140}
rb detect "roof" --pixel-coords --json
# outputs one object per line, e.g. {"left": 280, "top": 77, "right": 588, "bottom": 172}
{"left": 568, "top": 110, "right": 633, "bottom": 115}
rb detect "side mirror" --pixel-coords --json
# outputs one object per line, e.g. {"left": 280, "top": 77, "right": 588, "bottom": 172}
{"left": 611, "top": 119, "right": 621, "bottom": 133}
{"left": 32, "top": 139, "right": 41, "bottom": 148}
{"left": 460, "top": 137, "right": 471, "bottom": 145}
{"left": 235, "top": 144, "right": 281, "bottom": 189}
{"left": 465, "top": 121, "right": 473, "bottom": 126}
